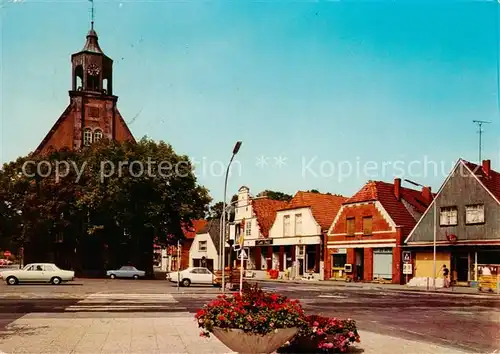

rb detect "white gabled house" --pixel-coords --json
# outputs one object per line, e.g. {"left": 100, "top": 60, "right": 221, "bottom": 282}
{"left": 188, "top": 220, "right": 221, "bottom": 272}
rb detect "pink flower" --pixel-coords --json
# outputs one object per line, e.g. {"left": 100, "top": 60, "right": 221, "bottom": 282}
{"left": 348, "top": 331, "right": 355, "bottom": 337}
{"left": 313, "top": 321, "right": 319, "bottom": 326}
{"left": 317, "top": 329, "right": 324, "bottom": 335}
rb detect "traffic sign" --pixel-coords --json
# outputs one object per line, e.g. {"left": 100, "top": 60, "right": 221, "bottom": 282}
{"left": 403, "top": 263, "right": 412, "bottom": 275}
{"left": 403, "top": 251, "right": 411, "bottom": 263}
{"left": 237, "top": 248, "right": 249, "bottom": 260}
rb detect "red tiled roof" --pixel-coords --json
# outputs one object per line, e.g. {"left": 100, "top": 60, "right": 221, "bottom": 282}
{"left": 345, "top": 181, "right": 432, "bottom": 236}
{"left": 182, "top": 219, "right": 208, "bottom": 239}
{"left": 280, "top": 192, "right": 348, "bottom": 230}
{"left": 253, "top": 199, "right": 288, "bottom": 237}
{"left": 462, "top": 160, "right": 500, "bottom": 203}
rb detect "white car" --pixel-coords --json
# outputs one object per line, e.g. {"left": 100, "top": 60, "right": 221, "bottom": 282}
{"left": 0, "top": 263, "right": 75, "bottom": 285}
{"left": 166, "top": 267, "right": 213, "bottom": 287}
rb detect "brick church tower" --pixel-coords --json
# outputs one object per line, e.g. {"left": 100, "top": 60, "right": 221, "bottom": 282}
{"left": 36, "top": 22, "right": 135, "bottom": 155}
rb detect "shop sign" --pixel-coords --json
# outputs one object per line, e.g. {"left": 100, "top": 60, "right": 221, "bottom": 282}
{"left": 256, "top": 239, "right": 273, "bottom": 246}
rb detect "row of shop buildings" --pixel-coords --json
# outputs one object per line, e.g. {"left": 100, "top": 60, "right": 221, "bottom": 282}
{"left": 168, "top": 158, "right": 500, "bottom": 286}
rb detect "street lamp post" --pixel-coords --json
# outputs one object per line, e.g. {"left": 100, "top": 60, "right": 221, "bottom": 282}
{"left": 221, "top": 141, "right": 242, "bottom": 293}
{"left": 433, "top": 201, "right": 437, "bottom": 291}
{"left": 404, "top": 179, "right": 436, "bottom": 290}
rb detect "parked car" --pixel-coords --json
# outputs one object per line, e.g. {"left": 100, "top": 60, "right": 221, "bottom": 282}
{"left": 0, "top": 263, "right": 75, "bottom": 285}
{"left": 166, "top": 267, "right": 213, "bottom": 287}
{"left": 106, "top": 266, "right": 145, "bottom": 279}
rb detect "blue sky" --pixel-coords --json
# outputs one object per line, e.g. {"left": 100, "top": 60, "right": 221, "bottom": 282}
{"left": 1, "top": 1, "right": 499, "bottom": 202}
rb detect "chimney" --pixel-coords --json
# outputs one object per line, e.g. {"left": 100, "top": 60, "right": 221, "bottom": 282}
{"left": 482, "top": 160, "right": 491, "bottom": 177}
{"left": 394, "top": 178, "right": 401, "bottom": 201}
{"left": 422, "top": 186, "right": 432, "bottom": 203}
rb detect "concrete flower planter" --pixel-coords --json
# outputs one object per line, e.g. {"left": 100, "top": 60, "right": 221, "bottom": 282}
{"left": 212, "top": 327, "right": 298, "bottom": 354}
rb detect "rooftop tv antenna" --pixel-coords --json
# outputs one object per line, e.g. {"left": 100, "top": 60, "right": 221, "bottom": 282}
{"left": 472, "top": 120, "right": 491, "bottom": 163}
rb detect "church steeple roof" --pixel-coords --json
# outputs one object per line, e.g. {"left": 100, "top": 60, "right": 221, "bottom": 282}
{"left": 82, "top": 25, "right": 104, "bottom": 54}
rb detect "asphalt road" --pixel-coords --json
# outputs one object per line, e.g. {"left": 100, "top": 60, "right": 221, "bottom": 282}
{"left": 0, "top": 279, "right": 498, "bottom": 353}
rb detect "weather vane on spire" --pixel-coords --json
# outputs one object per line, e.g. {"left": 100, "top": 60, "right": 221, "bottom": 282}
{"left": 89, "top": 0, "right": 95, "bottom": 30}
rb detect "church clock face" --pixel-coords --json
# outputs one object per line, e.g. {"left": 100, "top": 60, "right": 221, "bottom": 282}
{"left": 87, "top": 63, "right": 100, "bottom": 76}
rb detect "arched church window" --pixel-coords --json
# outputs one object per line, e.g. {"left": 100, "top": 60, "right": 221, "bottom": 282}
{"left": 75, "top": 65, "right": 83, "bottom": 91}
{"left": 94, "top": 129, "right": 103, "bottom": 142}
{"left": 83, "top": 128, "right": 92, "bottom": 146}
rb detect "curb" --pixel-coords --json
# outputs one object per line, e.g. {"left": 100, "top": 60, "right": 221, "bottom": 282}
{"left": 254, "top": 279, "right": 499, "bottom": 298}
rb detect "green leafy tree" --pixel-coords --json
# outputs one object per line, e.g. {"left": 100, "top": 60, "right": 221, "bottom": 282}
{"left": 207, "top": 194, "right": 238, "bottom": 221}
{"left": 257, "top": 190, "right": 293, "bottom": 202}
{"left": 307, "top": 189, "right": 320, "bottom": 193}
{"left": 0, "top": 138, "right": 211, "bottom": 275}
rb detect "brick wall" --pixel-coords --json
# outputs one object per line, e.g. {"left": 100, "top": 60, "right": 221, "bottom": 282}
{"left": 38, "top": 95, "right": 134, "bottom": 155}
{"left": 326, "top": 202, "right": 404, "bottom": 283}
{"left": 364, "top": 248, "right": 373, "bottom": 281}
{"left": 329, "top": 203, "right": 393, "bottom": 242}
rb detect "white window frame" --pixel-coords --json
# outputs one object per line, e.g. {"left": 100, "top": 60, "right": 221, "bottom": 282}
{"left": 284, "top": 215, "right": 291, "bottom": 236}
{"left": 465, "top": 204, "right": 484, "bottom": 225}
{"left": 440, "top": 206, "right": 458, "bottom": 226}
{"left": 83, "top": 128, "right": 92, "bottom": 146}
{"left": 93, "top": 129, "right": 103, "bottom": 142}
{"left": 294, "top": 214, "right": 302, "bottom": 235}
{"left": 198, "top": 241, "right": 207, "bottom": 252}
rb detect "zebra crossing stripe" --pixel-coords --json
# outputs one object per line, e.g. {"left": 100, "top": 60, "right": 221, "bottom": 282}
{"left": 65, "top": 293, "right": 181, "bottom": 312}
{"left": 77, "top": 293, "right": 178, "bottom": 303}
{"left": 65, "top": 305, "right": 187, "bottom": 311}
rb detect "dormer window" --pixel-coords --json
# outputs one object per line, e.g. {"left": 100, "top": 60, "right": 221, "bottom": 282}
{"left": 83, "top": 128, "right": 92, "bottom": 146}
{"left": 94, "top": 129, "right": 103, "bottom": 142}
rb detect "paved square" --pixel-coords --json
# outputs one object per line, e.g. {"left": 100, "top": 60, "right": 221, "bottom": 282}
{"left": 0, "top": 293, "right": 234, "bottom": 354}
{"left": 0, "top": 291, "right": 475, "bottom": 353}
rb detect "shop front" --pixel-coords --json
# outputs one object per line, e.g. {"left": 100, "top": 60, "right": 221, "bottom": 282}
{"left": 330, "top": 248, "right": 347, "bottom": 280}
{"left": 408, "top": 246, "right": 500, "bottom": 287}
{"left": 243, "top": 237, "right": 322, "bottom": 280}
{"left": 373, "top": 248, "right": 393, "bottom": 281}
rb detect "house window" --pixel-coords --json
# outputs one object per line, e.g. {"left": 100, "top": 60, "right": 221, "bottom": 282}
{"left": 346, "top": 217, "right": 355, "bottom": 236}
{"left": 83, "top": 128, "right": 92, "bottom": 146}
{"left": 465, "top": 204, "right": 484, "bottom": 224}
{"left": 363, "top": 216, "right": 372, "bottom": 235}
{"left": 295, "top": 214, "right": 302, "bottom": 235}
{"left": 440, "top": 206, "right": 458, "bottom": 226}
{"left": 245, "top": 220, "right": 251, "bottom": 236}
{"left": 198, "top": 241, "right": 207, "bottom": 251}
{"left": 284, "top": 215, "right": 291, "bottom": 236}
{"left": 94, "top": 129, "right": 103, "bottom": 142}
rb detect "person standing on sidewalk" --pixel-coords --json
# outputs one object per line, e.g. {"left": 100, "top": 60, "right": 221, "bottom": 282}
{"left": 442, "top": 265, "right": 450, "bottom": 288}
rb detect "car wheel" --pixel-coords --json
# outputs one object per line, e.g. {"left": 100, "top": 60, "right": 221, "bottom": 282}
{"left": 6, "top": 276, "right": 18, "bottom": 285}
{"left": 133, "top": 275, "right": 139, "bottom": 280}
{"left": 110, "top": 274, "right": 116, "bottom": 279}
{"left": 182, "top": 279, "right": 191, "bottom": 287}
{"left": 51, "top": 277, "right": 62, "bottom": 285}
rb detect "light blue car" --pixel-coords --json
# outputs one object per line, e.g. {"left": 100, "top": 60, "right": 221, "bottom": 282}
{"left": 106, "top": 266, "right": 145, "bottom": 279}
